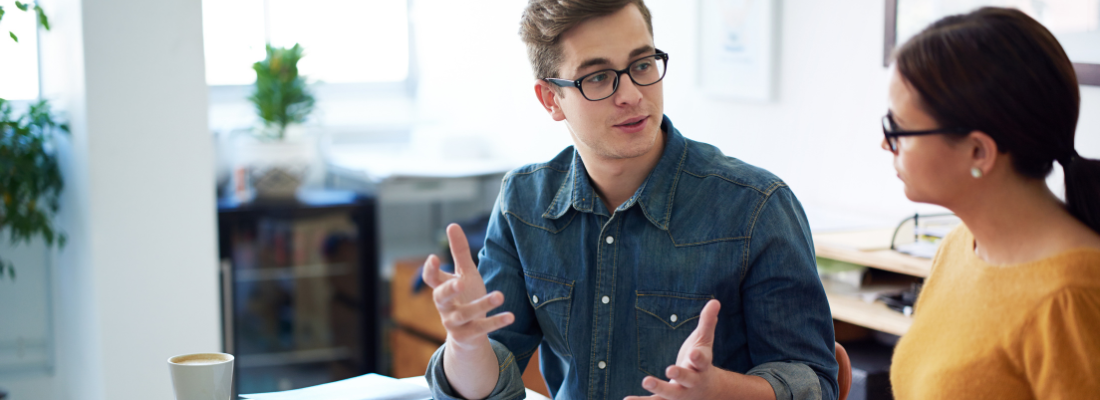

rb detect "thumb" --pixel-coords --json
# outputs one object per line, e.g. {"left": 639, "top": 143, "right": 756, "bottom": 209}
{"left": 695, "top": 299, "right": 721, "bottom": 348}
{"left": 446, "top": 224, "right": 477, "bottom": 276}
{"left": 686, "top": 299, "right": 720, "bottom": 371}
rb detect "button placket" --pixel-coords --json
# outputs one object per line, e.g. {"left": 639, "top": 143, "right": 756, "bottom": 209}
{"left": 588, "top": 216, "right": 620, "bottom": 399}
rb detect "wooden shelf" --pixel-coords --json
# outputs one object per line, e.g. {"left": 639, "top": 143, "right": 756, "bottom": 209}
{"left": 814, "top": 228, "right": 928, "bottom": 336}
{"left": 826, "top": 289, "right": 912, "bottom": 337}
{"left": 813, "top": 230, "right": 933, "bottom": 278}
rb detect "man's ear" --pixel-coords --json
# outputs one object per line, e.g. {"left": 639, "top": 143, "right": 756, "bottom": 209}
{"left": 967, "top": 130, "right": 1000, "bottom": 177}
{"left": 534, "top": 79, "right": 567, "bottom": 122}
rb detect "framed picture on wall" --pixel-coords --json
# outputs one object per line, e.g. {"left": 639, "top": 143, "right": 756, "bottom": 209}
{"left": 698, "top": 0, "right": 779, "bottom": 101}
{"left": 883, "top": 0, "right": 1100, "bottom": 85}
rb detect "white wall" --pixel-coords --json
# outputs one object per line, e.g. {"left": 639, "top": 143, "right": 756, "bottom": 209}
{"left": 417, "top": 0, "right": 1100, "bottom": 229}
{"left": 647, "top": 0, "right": 1100, "bottom": 228}
{"left": 0, "top": 0, "right": 220, "bottom": 399}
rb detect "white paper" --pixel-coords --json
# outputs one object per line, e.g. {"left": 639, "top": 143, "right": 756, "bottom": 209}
{"left": 239, "top": 373, "right": 431, "bottom": 400}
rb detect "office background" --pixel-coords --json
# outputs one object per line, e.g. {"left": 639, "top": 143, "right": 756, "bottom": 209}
{"left": 0, "top": 0, "right": 1097, "bottom": 399}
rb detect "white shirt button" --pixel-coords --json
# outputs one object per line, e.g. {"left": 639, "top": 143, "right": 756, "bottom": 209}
{"left": 532, "top": 295, "right": 539, "bottom": 304}
{"left": 598, "top": 361, "right": 607, "bottom": 369}
{"left": 605, "top": 236, "right": 614, "bottom": 244}
{"left": 670, "top": 314, "right": 678, "bottom": 323}
{"left": 602, "top": 296, "right": 610, "bottom": 304}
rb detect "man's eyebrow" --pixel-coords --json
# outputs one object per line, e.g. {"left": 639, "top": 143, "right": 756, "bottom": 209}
{"left": 628, "top": 45, "right": 655, "bottom": 59}
{"left": 574, "top": 58, "right": 611, "bottom": 76}
{"left": 572, "top": 45, "right": 657, "bottom": 76}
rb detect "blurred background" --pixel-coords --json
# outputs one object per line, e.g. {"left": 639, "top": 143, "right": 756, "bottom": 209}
{"left": 0, "top": 0, "right": 1097, "bottom": 399}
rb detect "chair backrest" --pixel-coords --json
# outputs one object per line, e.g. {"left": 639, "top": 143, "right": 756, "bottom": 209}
{"left": 835, "top": 342, "right": 852, "bottom": 400}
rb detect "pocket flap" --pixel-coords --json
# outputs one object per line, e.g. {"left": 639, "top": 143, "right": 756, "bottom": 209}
{"left": 524, "top": 272, "right": 574, "bottom": 310}
{"left": 635, "top": 291, "right": 713, "bottom": 329}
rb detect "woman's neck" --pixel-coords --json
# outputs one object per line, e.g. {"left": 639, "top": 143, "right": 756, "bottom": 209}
{"left": 951, "top": 177, "right": 1089, "bottom": 265}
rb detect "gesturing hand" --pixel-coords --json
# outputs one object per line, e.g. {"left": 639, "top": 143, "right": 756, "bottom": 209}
{"left": 626, "top": 299, "right": 723, "bottom": 400}
{"left": 421, "top": 223, "right": 515, "bottom": 347}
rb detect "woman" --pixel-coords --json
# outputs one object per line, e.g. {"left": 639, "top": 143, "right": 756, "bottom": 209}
{"left": 884, "top": 7, "right": 1100, "bottom": 399}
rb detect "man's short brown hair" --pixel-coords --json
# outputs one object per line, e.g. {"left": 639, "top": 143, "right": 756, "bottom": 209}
{"left": 519, "top": 0, "right": 653, "bottom": 80}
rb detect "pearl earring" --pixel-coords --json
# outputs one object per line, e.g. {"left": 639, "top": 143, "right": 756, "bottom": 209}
{"left": 971, "top": 167, "right": 983, "bottom": 178}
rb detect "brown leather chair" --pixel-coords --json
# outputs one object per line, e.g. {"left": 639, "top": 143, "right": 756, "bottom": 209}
{"left": 836, "top": 342, "right": 852, "bottom": 400}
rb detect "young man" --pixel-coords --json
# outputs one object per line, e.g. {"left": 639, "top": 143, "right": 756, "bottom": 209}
{"left": 421, "top": 1, "right": 837, "bottom": 399}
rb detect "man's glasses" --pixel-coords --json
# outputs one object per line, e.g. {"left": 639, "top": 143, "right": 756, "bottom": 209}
{"left": 545, "top": 50, "right": 669, "bottom": 101}
{"left": 882, "top": 112, "right": 969, "bottom": 153}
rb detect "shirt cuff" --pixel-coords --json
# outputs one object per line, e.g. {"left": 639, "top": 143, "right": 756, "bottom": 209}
{"left": 425, "top": 338, "right": 528, "bottom": 400}
{"left": 747, "top": 361, "right": 823, "bottom": 400}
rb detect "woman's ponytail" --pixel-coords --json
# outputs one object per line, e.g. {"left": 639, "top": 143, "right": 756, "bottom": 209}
{"left": 1063, "top": 154, "right": 1100, "bottom": 235}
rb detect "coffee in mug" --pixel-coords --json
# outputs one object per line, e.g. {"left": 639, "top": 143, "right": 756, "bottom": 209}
{"left": 167, "top": 352, "right": 234, "bottom": 400}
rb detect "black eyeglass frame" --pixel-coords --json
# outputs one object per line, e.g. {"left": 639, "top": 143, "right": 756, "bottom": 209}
{"left": 544, "top": 49, "right": 670, "bottom": 101}
{"left": 882, "top": 112, "right": 969, "bottom": 153}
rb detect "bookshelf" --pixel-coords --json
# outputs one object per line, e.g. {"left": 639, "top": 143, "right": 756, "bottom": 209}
{"left": 217, "top": 190, "right": 380, "bottom": 395}
{"left": 813, "top": 229, "right": 933, "bottom": 336}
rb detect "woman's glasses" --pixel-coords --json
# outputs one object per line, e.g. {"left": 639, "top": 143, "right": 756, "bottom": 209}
{"left": 882, "top": 112, "right": 969, "bottom": 153}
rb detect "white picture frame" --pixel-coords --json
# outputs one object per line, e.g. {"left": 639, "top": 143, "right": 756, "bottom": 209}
{"left": 697, "top": 0, "right": 779, "bottom": 101}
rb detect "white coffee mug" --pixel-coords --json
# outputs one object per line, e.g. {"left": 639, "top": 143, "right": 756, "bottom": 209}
{"left": 167, "top": 352, "right": 234, "bottom": 400}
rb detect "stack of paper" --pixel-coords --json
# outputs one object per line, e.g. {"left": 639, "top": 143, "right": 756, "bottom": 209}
{"left": 240, "top": 374, "right": 431, "bottom": 400}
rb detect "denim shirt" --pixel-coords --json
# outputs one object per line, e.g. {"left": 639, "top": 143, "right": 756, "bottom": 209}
{"left": 426, "top": 116, "right": 837, "bottom": 400}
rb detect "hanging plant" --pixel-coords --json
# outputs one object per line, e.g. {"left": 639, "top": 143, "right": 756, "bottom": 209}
{"left": 0, "top": 100, "right": 69, "bottom": 280}
{"left": 0, "top": 1, "right": 65, "bottom": 281}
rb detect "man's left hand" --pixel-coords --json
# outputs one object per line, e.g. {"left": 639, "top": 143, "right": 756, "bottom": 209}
{"left": 625, "top": 299, "right": 724, "bottom": 400}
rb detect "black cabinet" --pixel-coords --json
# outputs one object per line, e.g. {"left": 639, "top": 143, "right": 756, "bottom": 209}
{"left": 217, "top": 190, "right": 379, "bottom": 395}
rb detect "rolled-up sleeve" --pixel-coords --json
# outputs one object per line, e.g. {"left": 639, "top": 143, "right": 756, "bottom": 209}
{"left": 742, "top": 186, "right": 838, "bottom": 400}
{"left": 424, "top": 182, "right": 541, "bottom": 399}
{"left": 425, "top": 339, "right": 528, "bottom": 400}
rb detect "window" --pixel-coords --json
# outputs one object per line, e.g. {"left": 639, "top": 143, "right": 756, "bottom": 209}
{"left": 0, "top": 0, "right": 41, "bottom": 100}
{"left": 201, "top": 0, "right": 410, "bottom": 86}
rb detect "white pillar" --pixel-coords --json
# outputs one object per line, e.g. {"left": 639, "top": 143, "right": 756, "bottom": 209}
{"left": 0, "top": 0, "right": 220, "bottom": 398}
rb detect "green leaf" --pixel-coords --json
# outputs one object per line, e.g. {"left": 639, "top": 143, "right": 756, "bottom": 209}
{"left": 34, "top": 6, "right": 49, "bottom": 31}
{"left": 9, "top": 31, "right": 16, "bottom": 42}
{"left": 1, "top": 7, "right": 7, "bottom": 25}
{"left": 14, "top": 1, "right": 28, "bottom": 12}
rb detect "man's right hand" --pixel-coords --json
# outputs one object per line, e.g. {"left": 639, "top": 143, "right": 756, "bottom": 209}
{"left": 422, "top": 223, "right": 515, "bottom": 348}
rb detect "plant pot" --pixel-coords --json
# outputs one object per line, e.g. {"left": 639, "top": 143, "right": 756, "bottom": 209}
{"left": 231, "top": 128, "right": 316, "bottom": 201}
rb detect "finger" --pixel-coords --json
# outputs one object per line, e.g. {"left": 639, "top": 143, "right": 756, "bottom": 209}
{"left": 421, "top": 255, "right": 454, "bottom": 288}
{"left": 433, "top": 279, "right": 464, "bottom": 311}
{"left": 641, "top": 376, "right": 685, "bottom": 398}
{"left": 687, "top": 347, "right": 713, "bottom": 373}
{"left": 446, "top": 224, "right": 478, "bottom": 276}
{"left": 449, "top": 291, "right": 505, "bottom": 324}
{"left": 623, "top": 396, "right": 662, "bottom": 400}
{"left": 665, "top": 365, "right": 700, "bottom": 388}
{"left": 694, "top": 299, "right": 721, "bottom": 347}
{"left": 459, "top": 311, "right": 515, "bottom": 336}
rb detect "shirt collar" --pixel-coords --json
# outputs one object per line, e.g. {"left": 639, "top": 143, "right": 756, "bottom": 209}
{"left": 542, "top": 115, "right": 687, "bottom": 230}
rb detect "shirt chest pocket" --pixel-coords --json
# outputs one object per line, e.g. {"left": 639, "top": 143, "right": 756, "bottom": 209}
{"left": 635, "top": 291, "right": 713, "bottom": 378}
{"left": 525, "top": 273, "right": 574, "bottom": 357}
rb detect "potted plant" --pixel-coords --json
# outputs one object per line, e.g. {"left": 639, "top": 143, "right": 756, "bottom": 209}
{"left": 234, "top": 43, "right": 317, "bottom": 200}
{"left": 0, "top": 1, "right": 66, "bottom": 280}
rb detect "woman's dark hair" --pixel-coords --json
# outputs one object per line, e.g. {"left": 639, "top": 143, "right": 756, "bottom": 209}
{"left": 894, "top": 7, "right": 1100, "bottom": 234}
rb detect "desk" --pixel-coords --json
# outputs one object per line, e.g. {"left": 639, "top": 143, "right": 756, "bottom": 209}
{"left": 813, "top": 229, "right": 933, "bottom": 336}
{"left": 400, "top": 376, "right": 552, "bottom": 400}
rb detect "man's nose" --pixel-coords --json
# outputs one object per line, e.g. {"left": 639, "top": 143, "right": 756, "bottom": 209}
{"left": 614, "top": 73, "right": 644, "bottom": 106}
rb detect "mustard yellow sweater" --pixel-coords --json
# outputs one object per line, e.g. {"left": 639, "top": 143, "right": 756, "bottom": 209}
{"left": 891, "top": 225, "right": 1100, "bottom": 399}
